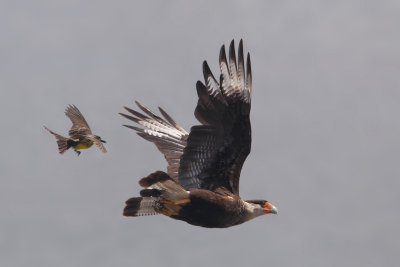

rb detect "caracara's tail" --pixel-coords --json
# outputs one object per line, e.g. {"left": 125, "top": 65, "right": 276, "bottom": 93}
{"left": 123, "top": 171, "right": 190, "bottom": 217}
{"left": 124, "top": 197, "right": 161, "bottom": 216}
{"left": 43, "top": 126, "right": 71, "bottom": 154}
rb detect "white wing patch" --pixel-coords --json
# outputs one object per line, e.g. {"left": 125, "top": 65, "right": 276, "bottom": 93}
{"left": 120, "top": 102, "right": 188, "bottom": 181}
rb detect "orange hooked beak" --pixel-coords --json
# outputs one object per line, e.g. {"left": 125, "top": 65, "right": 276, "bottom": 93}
{"left": 263, "top": 202, "right": 278, "bottom": 214}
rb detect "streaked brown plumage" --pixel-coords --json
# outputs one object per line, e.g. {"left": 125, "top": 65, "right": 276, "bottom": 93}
{"left": 44, "top": 105, "right": 107, "bottom": 155}
{"left": 120, "top": 40, "right": 277, "bottom": 228}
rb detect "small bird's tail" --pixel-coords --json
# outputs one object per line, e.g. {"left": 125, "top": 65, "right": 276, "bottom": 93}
{"left": 123, "top": 171, "right": 190, "bottom": 217}
{"left": 43, "top": 125, "right": 71, "bottom": 154}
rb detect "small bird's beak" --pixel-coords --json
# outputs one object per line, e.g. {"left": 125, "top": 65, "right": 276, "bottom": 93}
{"left": 263, "top": 202, "right": 278, "bottom": 215}
{"left": 101, "top": 140, "right": 106, "bottom": 143}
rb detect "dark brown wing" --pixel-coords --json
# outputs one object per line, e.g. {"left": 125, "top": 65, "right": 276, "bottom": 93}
{"left": 65, "top": 105, "right": 92, "bottom": 139}
{"left": 178, "top": 39, "right": 252, "bottom": 195}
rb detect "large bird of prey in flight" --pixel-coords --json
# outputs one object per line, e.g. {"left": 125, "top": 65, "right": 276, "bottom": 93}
{"left": 120, "top": 40, "right": 277, "bottom": 228}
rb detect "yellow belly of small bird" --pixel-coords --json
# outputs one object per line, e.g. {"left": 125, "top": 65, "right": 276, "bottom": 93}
{"left": 72, "top": 140, "right": 94, "bottom": 151}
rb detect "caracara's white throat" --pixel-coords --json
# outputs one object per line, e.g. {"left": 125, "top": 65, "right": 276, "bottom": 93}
{"left": 243, "top": 201, "right": 265, "bottom": 221}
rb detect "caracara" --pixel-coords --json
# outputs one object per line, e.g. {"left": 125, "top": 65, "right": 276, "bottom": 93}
{"left": 120, "top": 40, "right": 277, "bottom": 228}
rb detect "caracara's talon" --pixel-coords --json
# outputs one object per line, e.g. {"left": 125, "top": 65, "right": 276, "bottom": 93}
{"left": 75, "top": 150, "right": 81, "bottom": 156}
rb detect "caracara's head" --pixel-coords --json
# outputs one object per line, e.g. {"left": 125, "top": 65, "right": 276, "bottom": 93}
{"left": 246, "top": 200, "right": 278, "bottom": 215}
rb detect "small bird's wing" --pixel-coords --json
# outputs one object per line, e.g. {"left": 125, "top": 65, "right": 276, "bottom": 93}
{"left": 65, "top": 105, "right": 92, "bottom": 138}
{"left": 87, "top": 136, "right": 107, "bottom": 153}
{"left": 120, "top": 102, "right": 188, "bottom": 181}
{"left": 178, "top": 39, "right": 252, "bottom": 195}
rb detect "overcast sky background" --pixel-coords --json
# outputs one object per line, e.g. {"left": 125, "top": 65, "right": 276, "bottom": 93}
{"left": 1, "top": 1, "right": 399, "bottom": 266}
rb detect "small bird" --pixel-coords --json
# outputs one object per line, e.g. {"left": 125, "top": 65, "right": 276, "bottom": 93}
{"left": 120, "top": 40, "right": 277, "bottom": 228}
{"left": 44, "top": 105, "right": 107, "bottom": 156}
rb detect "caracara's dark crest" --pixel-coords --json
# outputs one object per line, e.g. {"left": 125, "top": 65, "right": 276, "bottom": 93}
{"left": 120, "top": 40, "right": 277, "bottom": 228}
{"left": 44, "top": 105, "right": 107, "bottom": 156}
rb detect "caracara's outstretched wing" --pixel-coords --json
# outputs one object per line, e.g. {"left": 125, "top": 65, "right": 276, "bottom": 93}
{"left": 178, "top": 39, "right": 252, "bottom": 195}
{"left": 65, "top": 105, "right": 92, "bottom": 139}
{"left": 120, "top": 102, "right": 188, "bottom": 180}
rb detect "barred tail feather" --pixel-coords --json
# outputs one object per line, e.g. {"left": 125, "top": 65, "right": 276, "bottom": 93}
{"left": 139, "top": 171, "right": 189, "bottom": 200}
{"left": 125, "top": 172, "right": 190, "bottom": 218}
{"left": 43, "top": 125, "right": 71, "bottom": 154}
{"left": 139, "top": 171, "right": 174, "bottom": 188}
{"left": 123, "top": 197, "right": 160, "bottom": 217}
{"left": 140, "top": 188, "right": 162, "bottom": 197}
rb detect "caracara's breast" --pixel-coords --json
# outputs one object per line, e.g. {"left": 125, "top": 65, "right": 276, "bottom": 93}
{"left": 171, "top": 189, "right": 245, "bottom": 228}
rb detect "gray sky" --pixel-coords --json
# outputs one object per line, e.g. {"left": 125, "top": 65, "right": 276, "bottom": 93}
{"left": 1, "top": 1, "right": 399, "bottom": 266}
